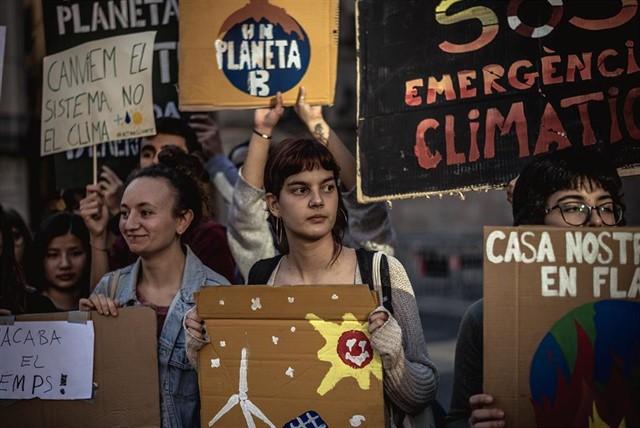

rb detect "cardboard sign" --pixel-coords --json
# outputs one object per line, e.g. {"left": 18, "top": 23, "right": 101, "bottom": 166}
{"left": 356, "top": 1, "right": 640, "bottom": 202}
{"left": 41, "top": 0, "right": 181, "bottom": 188}
{"left": 0, "top": 26, "right": 5, "bottom": 98}
{"left": 197, "top": 285, "right": 385, "bottom": 427}
{"left": 41, "top": 32, "right": 156, "bottom": 156}
{"left": 483, "top": 227, "right": 640, "bottom": 428}
{"left": 0, "top": 321, "right": 94, "bottom": 400}
{"left": 0, "top": 308, "right": 160, "bottom": 428}
{"left": 179, "top": 0, "right": 339, "bottom": 110}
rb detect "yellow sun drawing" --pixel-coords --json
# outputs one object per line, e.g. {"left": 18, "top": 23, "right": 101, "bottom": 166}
{"left": 132, "top": 111, "right": 144, "bottom": 125}
{"left": 306, "top": 312, "right": 383, "bottom": 396}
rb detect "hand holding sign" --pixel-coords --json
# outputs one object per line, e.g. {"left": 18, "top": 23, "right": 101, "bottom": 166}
{"left": 79, "top": 185, "right": 109, "bottom": 239}
{"left": 98, "top": 166, "right": 123, "bottom": 216}
{"left": 254, "top": 91, "right": 285, "bottom": 135}
{"left": 189, "top": 114, "right": 222, "bottom": 160}
{"left": 294, "top": 86, "right": 329, "bottom": 146}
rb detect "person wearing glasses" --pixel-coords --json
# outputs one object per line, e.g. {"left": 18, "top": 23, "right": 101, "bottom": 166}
{"left": 447, "top": 148, "right": 625, "bottom": 428}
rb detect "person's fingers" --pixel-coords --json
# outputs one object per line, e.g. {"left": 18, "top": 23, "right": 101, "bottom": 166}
{"left": 95, "top": 294, "right": 113, "bottom": 316}
{"left": 275, "top": 91, "right": 284, "bottom": 111}
{"left": 185, "top": 317, "right": 204, "bottom": 333}
{"left": 368, "top": 318, "right": 386, "bottom": 333}
{"left": 186, "top": 309, "right": 202, "bottom": 323}
{"left": 106, "top": 297, "right": 119, "bottom": 316}
{"left": 85, "top": 184, "right": 102, "bottom": 194}
{"left": 369, "top": 310, "right": 389, "bottom": 322}
{"left": 470, "top": 394, "right": 495, "bottom": 409}
{"left": 470, "top": 408, "right": 504, "bottom": 423}
{"left": 470, "top": 420, "right": 505, "bottom": 428}
{"left": 88, "top": 295, "right": 105, "bottom": 315}
{"left": 0, "top": 308, "right": 12, "bottom": 315}
{"left": 296, "top": 86, "right": 305, "bottom": 104}
{"left": 79, "top": 298, "right": 95, "bottom": 311}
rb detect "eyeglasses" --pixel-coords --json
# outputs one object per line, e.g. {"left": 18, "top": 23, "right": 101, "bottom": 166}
{"left": 545, "top": 202, "right": 624, "bottom": 226}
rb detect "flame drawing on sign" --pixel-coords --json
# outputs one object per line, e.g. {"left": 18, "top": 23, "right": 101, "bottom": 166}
{"left": 306, "top": 313, "right": 382, "bottom": 396}
{"left": 208, "top": 347, "right": 275, "bottom": 428}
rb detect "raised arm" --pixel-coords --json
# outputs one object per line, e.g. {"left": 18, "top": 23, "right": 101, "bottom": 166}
{"left": 78, "top": 184, "right": 111, "bottom": 291}
{"left": 226, "top": 93, "right": 285, "bottom": 278}
{"left": 243, "top": 92, "right": 285, "bottom": 188}
{"left": 293, "top": 87, "right": 356, "bottom": 189}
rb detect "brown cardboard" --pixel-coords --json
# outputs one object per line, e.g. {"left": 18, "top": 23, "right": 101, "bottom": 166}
{"left": 197, "top": 285, "right": 385, "bottom": 427}
{"left": 0, "top": 307, "right": 160, "bottom": 428}
{"left": 483, "top": 227, "right": 640, "bottom": 427}
{"left": 179, "top": 0, "right": 339, "bottom": 110}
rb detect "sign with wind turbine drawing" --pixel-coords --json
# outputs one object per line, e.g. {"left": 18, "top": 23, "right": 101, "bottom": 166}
{"left": 196, "top": 285, "right": 385, "bottom": 427}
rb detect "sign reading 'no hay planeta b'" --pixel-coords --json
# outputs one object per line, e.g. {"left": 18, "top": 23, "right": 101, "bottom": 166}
{"left": 179, "top": 0, "right": 339, "bottom": 110}
{"left": 357, "top": 0, "right": 640, "bottom": 202}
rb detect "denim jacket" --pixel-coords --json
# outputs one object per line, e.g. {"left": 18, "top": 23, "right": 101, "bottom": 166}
{"left": 94, "top": 246, "right": 229, "bottom": 428}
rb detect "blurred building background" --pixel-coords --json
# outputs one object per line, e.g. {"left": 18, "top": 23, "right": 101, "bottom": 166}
{"left": 1, "top": 0, "right": 639, "bottom": 409}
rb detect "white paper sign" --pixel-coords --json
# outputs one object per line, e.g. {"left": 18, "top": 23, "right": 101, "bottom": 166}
{"left": 0, "top": 321, "right": 95, "bottom": 400}
{"left": 0, "top": 26, "right": 6, "bottom": 98}
{"left": 40, "top": 31, "right": 157, "bottom": 156}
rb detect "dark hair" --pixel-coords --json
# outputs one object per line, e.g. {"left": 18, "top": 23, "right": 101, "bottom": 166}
{"left": 5, "top": 208, "right": 32, "bottom": 265}
{"left": 28, "top": 212, "right": 91, "bottom": 297}
{"left": 512, "top": 148, "right": 625, "bottom": 226}
{"left": 264, "top": 139, "right": 347, "bottom": 260}
{"left": 124, "top": 164, "right": 203, "bottom": 234}
{"left": 0, "top": 205, "right": 27, "bottom": 312}
{"left": 154, "top": 117, "right": 199, "bottom": 154}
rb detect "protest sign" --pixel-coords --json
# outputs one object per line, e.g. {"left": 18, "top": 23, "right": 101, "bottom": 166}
{"left": 41, "top": 31, "right": 156, "bottom": 157}
{"left": 179, "top": 0, "right": 339, "bottom": 110}
{"left": 483, "top": 226, "right": 640, "bottom": 428}
{"left": 41, "top": 0, "right": 180, "bottom": 188}
{"left": 0, "top": 321, "right": 94, "bottom": 400}
{"left": 197, "top": 285, "right": 385, "bottom": 427}
{"left": 357, "top": 1, "right": 640, "bottom": 202}
{"left": 0, "top": 26, "right": 5, "bottom": 98}
{"left": 0, "top": 308, "right": 160, "bottom": 428}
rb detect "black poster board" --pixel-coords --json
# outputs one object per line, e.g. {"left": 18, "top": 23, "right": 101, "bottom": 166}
{"left": 42, "top": 0, "right": 182, "bottom": 188}
{"left": 357, "top": 0, "right": 640, "bottom": 201}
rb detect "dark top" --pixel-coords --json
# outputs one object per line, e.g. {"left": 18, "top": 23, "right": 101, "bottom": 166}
{"left": 0, "top": 288, "right": 58, "bottom": 315}
{"left": 446, "top": 298, "right": 484, "bottom": 428}
{"left": 137, "top": 291, "right": 169, "bottom": 338}
{"left": 111, "top": 217, "right": 237, "bottom": 282}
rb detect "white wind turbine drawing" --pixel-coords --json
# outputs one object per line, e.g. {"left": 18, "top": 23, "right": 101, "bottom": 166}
{"left": 209, "top": 347, "right": 275, "bottom": 428}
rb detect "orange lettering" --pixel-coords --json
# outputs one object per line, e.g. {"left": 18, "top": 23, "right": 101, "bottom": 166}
{"left": 485, "top": 102, "right": 529, "bottom": 159}
{"left": 534, "top": 103, "right": 571, "bottom": 155}
{"left": 570, "top": 0, "right": 638, "bottom": 30}
{"left": 560, "top": 92, "right": 605, "bottom": 146}
{"left": 598, "top": 49, "right": 624, "bottom": 77}
{"left": 482, "top": 65, "right": 506, "bottom": 95}
{"left": 414, "top": 118, "right": 443, "bottom": 169}
{"left": 445, "top": 115, "right": 466, "bottom": 165}
{"left": 405, "top": 79, "right": 423, "bottom": 106}
{"left": 427, "top": 75, "right": 457, "bottom": 104}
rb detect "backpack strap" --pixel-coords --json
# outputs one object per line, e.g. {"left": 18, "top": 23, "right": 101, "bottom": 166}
{"left": 247, "top": 255, "right": 284, "bottom": 284}
{"left": 355, "top": 248, "right": 374, "bottom": 291}
{"left": 356, "top": 248, "right": 393, "bottom": 314}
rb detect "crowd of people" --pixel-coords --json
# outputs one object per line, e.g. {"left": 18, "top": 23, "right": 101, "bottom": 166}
{"left": 0, "top": 87, "right": 628, "bottom": 428}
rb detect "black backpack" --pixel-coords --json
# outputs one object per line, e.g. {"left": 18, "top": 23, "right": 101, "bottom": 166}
{"left": 247, "top": 248, "right": 393, "bottom": 314}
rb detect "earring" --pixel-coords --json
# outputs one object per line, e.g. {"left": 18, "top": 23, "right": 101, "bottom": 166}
{"left": 339, "top": 207, "right": 348, "bottom": 224}
{"left": 273, "top": 217, "right": 284, "bottom": 245}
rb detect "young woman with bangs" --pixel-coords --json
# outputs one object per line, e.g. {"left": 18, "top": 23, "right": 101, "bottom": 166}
{"left": 186, "top": 90, "right": 438, "bottom": 427}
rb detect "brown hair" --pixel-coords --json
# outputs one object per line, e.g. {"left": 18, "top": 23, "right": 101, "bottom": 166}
{"left": 264, "top": 139, "right": 348, "bottom": 262}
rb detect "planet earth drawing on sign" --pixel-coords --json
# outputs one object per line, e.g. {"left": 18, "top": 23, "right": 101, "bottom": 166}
{"left": 215, "top": 0, "right": 311, "bottom": 97}
{"left": 529, "top": 300, "right": 640, "bottom": 428}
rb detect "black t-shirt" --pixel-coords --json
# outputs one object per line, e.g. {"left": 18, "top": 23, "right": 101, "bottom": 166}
{"left": 0, "top": 288, "right": 58, "bottom": 315}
